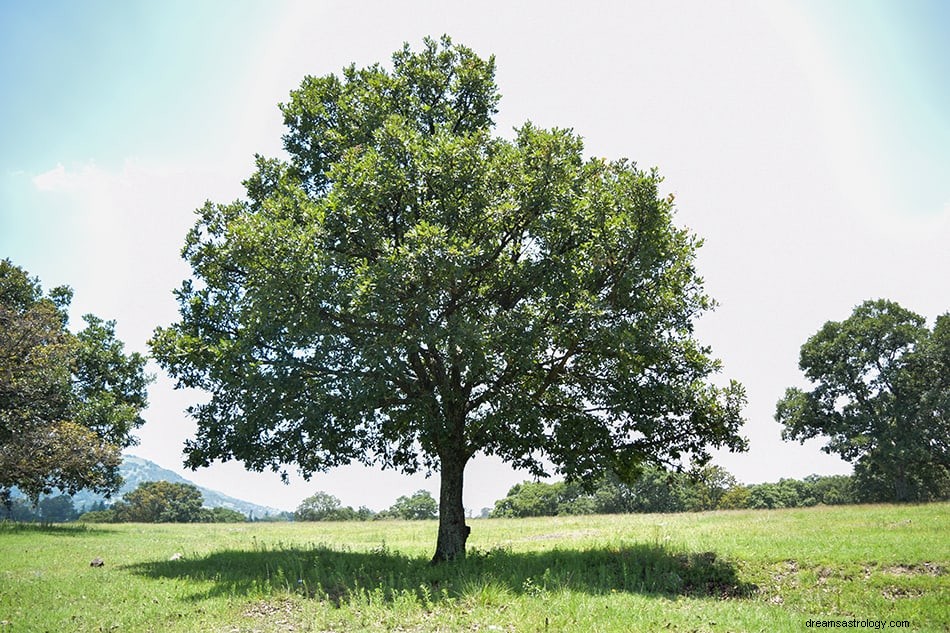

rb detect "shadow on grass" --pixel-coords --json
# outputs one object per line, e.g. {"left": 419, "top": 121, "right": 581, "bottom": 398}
{"left": 0, "top": 520, "right": 115, "bottom": 536}
{"left": 126, "top": 542, "right": 756, "bottom": 604}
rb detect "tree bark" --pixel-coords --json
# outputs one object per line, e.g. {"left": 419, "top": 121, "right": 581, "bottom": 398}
{"left": 894, "top": 463, "right": 908, "bottom": 502}
{"left": 431, "top": 451, "right": 469, "bottom": 564}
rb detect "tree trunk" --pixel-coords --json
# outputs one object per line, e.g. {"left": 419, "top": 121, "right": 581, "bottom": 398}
{"left": 431, "top": 452, "right": 469, "bottom": 564}
{"left": 894, "top": 463, "right": 908, "bottom": 502}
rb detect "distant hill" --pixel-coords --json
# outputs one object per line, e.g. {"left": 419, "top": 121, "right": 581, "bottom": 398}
{"left": 66, "top": 455, "right": 288, "bottom": 519}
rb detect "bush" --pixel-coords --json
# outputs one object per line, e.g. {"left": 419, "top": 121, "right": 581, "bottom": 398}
{"left": 202, "top": 507, "right": 246, "bottom": 522}
{"left": 78, "top": 509, "right": 117, "bottom": 523}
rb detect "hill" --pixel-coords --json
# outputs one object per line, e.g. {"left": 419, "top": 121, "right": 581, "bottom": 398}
{"left": 66, "top": 455, "right": 287, "bottom": 519}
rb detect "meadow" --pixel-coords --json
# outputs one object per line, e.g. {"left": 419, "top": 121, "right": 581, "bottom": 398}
{"left": 0, "top": 503, "right": 947, "bottom": 632}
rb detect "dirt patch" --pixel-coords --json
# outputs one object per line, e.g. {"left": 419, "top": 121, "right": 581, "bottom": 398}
{"left": 881, "top": 563, "right": 945, "bottom": 577}
{"left": 241, "top": 598, "right": 300, "bottom": 630}
{"left": 882, "top": 586, "right": 926, "bottom": 600}
{"left": 770, "top": 560, "right": 799, "bottom": 583}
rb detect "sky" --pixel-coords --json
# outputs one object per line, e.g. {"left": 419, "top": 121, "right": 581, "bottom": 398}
{"left": 1, "top": 0, "right": 948, "bottom": 514}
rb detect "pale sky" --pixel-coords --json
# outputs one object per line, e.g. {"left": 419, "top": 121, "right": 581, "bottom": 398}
{"left": 1, "top": 0, "right": 948, "bottom": 513}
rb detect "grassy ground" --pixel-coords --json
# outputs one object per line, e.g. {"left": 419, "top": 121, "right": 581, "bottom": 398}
{"left": 0, "top": 503, "right": 947, "bottom": 632}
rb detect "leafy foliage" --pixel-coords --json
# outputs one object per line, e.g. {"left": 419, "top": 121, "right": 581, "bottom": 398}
{"left": 776, "top": 299, "right": 950, "bottom": 502}
{"left": 379, "top": 489, "right": 438, "bottom": 520}
{"left": 151, "top": 37, "right": 746, "bottom": 560}
{"left": 490, "top": 469, "right": 856, "bottom": 516}
{"left": 204, "top": 507, "right": 247, "bottom": 523}
{"left": 0, "top": 259, "right": 151, "bottom": 504}
{"left": 295, "top": 491, "right": 364, "bottom": 521}
{"left": 0, "top": 495, "right": 80, "bottom": 522}
{"left": 112, "top": 481, "right": 206, "bottom": 523}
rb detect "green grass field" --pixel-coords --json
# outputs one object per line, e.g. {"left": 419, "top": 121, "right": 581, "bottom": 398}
{"left": 1, "top": 503, "right": 947, "bottom": 632}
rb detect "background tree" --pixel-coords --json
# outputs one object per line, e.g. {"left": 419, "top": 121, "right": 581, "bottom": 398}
{"left": 776, "top": 299, "right": 950, "bottom": 502}
{"left": 151, "top": 37, "right": 746, "bottom": 562}
{"left": 716, "top": 485, "right": 750, "bottom": 510}
{"left": 802, "top": 474, "right": 854, "bottom": 506}
{"left": 77, "top": 508, "right": 117, "bottom": 523}
{"left": 491, "top": 481, "right": 565, "bottom": 518}
{"left": 202, "top": 507, "right": 247, "bottom": 523}
{"left": 37, "top": 495, "right": 79, "bottom": 523}
{"left": 379, "top": 489, "right": 438, "bottom": 520}
{"left": 683, "top": 464, "right": 739, "bottom": 511}
{"left": 113, "top": 481, "right": 205, "bottom": 523}
{"left": 0, "top": 259, "right": 151, "bottom": 505}
{"left": 295, "top": 491, "right": 357, "bottom": 521}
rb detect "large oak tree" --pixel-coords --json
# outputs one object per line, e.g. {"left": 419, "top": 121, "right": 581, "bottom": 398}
{"left": 151, "top": 37, "right": 746, "bottom": 562}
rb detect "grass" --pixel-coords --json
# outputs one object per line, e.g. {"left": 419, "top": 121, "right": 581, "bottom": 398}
{"left": 0, "top": 504, "right": 947, "bottom": 632}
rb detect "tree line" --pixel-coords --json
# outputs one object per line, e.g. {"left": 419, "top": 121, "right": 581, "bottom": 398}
{"left": 0, "top": 464, "right": 923, "bottom": 525}
{"left": 293, "top": 489, "right": 438, "bottom": 521}
{"left": 489, "top": 467, "right": 861, "bottom": 518}
{"left": 0, "top": 481, "right": 441, "bottom": 524}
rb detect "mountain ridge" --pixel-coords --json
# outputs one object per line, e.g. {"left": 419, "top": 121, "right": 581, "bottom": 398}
{"left": 67, "top": 455, "right": 288, "bottom": 518}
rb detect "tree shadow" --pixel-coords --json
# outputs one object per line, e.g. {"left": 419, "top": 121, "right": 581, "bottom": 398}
{"left": 125, "top": 541, "right": 757, "bottom": 604}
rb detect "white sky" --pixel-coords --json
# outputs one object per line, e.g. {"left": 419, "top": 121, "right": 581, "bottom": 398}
{"left": 1, "top": 0, "right": 947, "bottom": 513}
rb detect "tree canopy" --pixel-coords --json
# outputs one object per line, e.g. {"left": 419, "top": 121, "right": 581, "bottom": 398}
{"left": 151, "top": 37, "right": 746, "bottom": 562}
{"left": 776, "top": 299, "right": 950, "bottom": 502}
{"left": 112, "top": 481, "right": 205, "bottom": 523}
{"left": 489, "top": 468, "right": 852, "bottom": 516}
{"left": 294, "top": 490, "right": 355, "bottom": 521}
{"left": 0, "top": 259, "right": 151, "bottom": 505}
{"left": 380, "top": 489, "right": 438, "bottom": 520}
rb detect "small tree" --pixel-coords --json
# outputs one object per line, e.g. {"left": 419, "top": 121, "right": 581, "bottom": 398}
{"left": 717, "top": 485, "right": 750, "bottom": 510}
{"left": 38, "top": 495, "right": 79, "bottom": 523}
{"left": 803, "top": 474, "right": 855, "bottom": 506}
{"left": 204, "top": 507, "right": 246, "bottom": 522}
{"left": 776, "top": 300, "right": 950, "bottom": 502}
{"left": 491, "top": 481, "right": 573, "bottom": 518}
{"left": 684, "top": 465, "right": 739, "bottom": 511}
{"left": 78, "top": 509, "right": 117, "bottom": 523}
{"left": 295, "top": 491, "right": 352, "bottom": 521}
{"left": 383, "top": 490, "right": 438, "bottom": 520}
{"left": 114, "top": 481, "right": 205, "bottom": 522}
{"left": 151, "top": 37, "right": 746, "bottom": 562}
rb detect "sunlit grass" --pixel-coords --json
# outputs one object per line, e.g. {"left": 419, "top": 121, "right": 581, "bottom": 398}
{"left": 1, "top": 503, "right": 947, "bottom": 632}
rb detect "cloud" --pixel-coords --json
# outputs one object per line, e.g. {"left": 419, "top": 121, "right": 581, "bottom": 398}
{"left": 32, "top": 162, "right": 110, "bottom": 192}
{"left": 30, "top": 160, "right": 170, "bottom": 196}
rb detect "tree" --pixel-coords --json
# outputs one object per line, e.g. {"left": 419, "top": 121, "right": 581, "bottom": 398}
{"left": 803, "top": 474, "right": 854, "bottom": 506}
{"left": 382, "top": 489, "right": 438, "bottom": 520}
{"left": 622, "top": 466, "right": 690, "bottom": 513}
{"left": 491, "top": 481, "right": 564, "bottom": 518}
{"left": 77, "top": 508, "right": 117, "bottom": 523}
{"left": 683, "top": 464, "right": 739, "bottom": 511}
{"left": 113, "top": 481, "right": 205, "bottom": 522}
{"left": 490, "top": 480, "right": 592, "bottom": 517}
{"left": 776, "top": 300, "right": 950, "bottom": 502}
{"left": 295, "top": 491, "right": 351, "bottom": 521}
{"left": 38, "top": 495, "right": 79, "bottom": 522}
{"left": 151, "top": 37, "right": 746, "bottom": 562}
{"left": 0, "top": 259, "right": 151, "bottom": 505}
{"left": 716, "top": 485, "right": 750, "bottom": 510}
{"left": 203, "top": 507, "right": 246, "bottom": 522}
